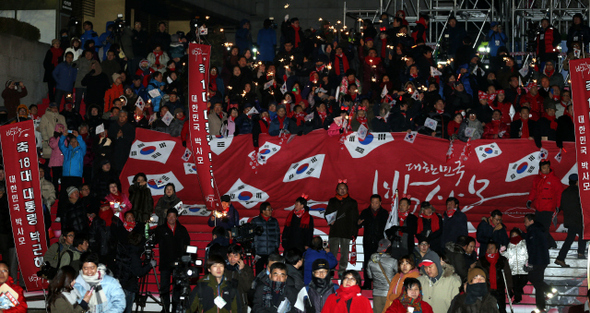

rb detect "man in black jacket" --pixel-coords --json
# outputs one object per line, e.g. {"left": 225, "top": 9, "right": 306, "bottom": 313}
{"left": 385, "top": 196, "right": 417, "bottom": 258}
{"left": 226, "top": 244, "right": 254, "bottom": 313}
{"left": 555, "top": 174, "right": 587, "bottom": 267}
{"left": 358, "top": 194, "right": 388, "bottom": 289}
{"left": 476, "top": 210, "right": 509, "bottom": 260}
{"left": 155, "top": 208, "right": 191, "bottom": 313}
{"left": 251, "top": 202, "right": 281, "bottom": 275}
{"left": 252, "top": 262, "right": 298, "bottom": 313}
{"left": 523, "top": 213, "right": 552, "bottom": 312}
{"left": 107, "top": 110, "right": 135, "bottom": 174}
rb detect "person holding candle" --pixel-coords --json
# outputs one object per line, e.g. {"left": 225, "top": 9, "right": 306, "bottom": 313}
{"left": 105, "top": 180, "right": 132, "bottom": 222}
{"left": 385, "top": 278, "right": 433, "bottom": 313}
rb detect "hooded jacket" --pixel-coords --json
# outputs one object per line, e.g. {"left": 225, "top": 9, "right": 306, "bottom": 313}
{"left": 104, "top": 83, "right": 124, "bottom": 113}
{"left": 40, "top": 108, "right": 68, "bottom": 158}
{"left": 81, "top": 60, "right": 110, "bottom": 106}
{"left": 417, "top": 251, "right": 461, "bottom": 313}
{"left": 73, "top": 268, "right": 126, "bottom": 313}
{"left": 59, "top": 134, "right": 86, "bottom": 177}
{"left": 48, "top": 123, "right": 66, "bottom": 167}
{"left": 527, "top": 170, "right": 563, "bottom": 212}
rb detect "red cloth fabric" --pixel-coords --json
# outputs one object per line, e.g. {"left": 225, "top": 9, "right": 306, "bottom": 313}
{"left": 3, "top": 277, "right": 27, "bottom": 313}
{"left": 510, "top": 235, "right": 523, "bottom": 245}
{"left": 544, "top": 114, "right": 558, "bottom": 130}
{"left": 285, "top": 209, "right": 311, "bottom": 228}
{"left": 386, "top": 298, "right": 434, "bottom": 313}
{"left": 209, "top": 73, "right": 218, "bottom": 92}
{"left": 527, "top": 170, "right": 564, "bottom": 212}
{"left": 492, "top": 101, "right": 513, "bottom": 124}
{"left": 292, "top": 25, "right": 301, "bottom": 47}
{"left": 446, "top": 209, "right": 456, "bottom": 218}
{"left": 321, "top": 285, "right": 372, "bottom": 313}
{"left": 278, "top": 116, "right": 286, "bottom": 129}
{"left": 50, "top": 47, "right": 63, "bottom": 67}
{"left": 417, "top": 213, "right": 440, "bottom": 234}
{"left": 334, "top": 54, "right": 350, "bottom": 76}
{"left": 153, "top": 50, "right": 163, "bottom": 66}
{"left": 486, "top": 252, "right": 499, "bottom": 289}
{"left": 447, "top": 120, "right": 461, "bottom": 136}
{"left": 99, "top": 209, "right": 114, "bottom": 227}
{"left": 483, "top": 120, "right": 510, "bottom": 139}
{"left": 520, "top": 119, "right": 530, "bottom": 138}
{"left": 520, "top": 92, "right": 544, "bottom": 121}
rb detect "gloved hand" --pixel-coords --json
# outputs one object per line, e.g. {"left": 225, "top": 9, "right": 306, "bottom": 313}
{"left": 526, "top": 200, "right": 532, "bottom": 209}
{"left": 285, "top": 14, "right": 290, "bottom": 22}
{"left": 150, "top": 259, "right": 157, "bottom": 268}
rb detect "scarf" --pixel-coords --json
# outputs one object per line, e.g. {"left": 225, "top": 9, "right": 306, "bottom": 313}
{"left": 486, "top": 252, "right": 499, "bottom": 289}
{"left": 446, "top": 209, "right": 456, "bottom": 218}
{"left": 153, "top": 50, "right": 163, "bottom": 66}
{"left": 544, "top": 68, "right": 555, "bottom": 78}
{"left": 335, "top": 285, "right": 361, "bottom": 302}
{"left": 544, "top": 114, "right": 558, "bottom": 130}
{"left": 510, "top": 235, "right": 523, "bottom": 245}
{"left": 520, "top": 119, "right": 530, "bottom": 138}
{"left": 318, "top": 111, "right": 327, "bottom": 123}
{"left": 417, "top": 213, "right": 440, "bottom": 234}
{"left": 465, "top": 283, "right": 488, "bottom": 305}
{"left": 261, "top": 280, "right": 286, "bottom": 308}
{"left": 80, "top": 264, "right": 108, "bottom": 312}
{"left": 51, "top": 47, "right": 63, "bottom": 67}
{"left": 209, "top": 73, "right": 218, "bottom": 92}
{"left": 124, "top": 221, "right": 136, "bottom": 232}
{"left": 399, "top": 293, "right": 423, "bottom": 313}
{"left": 278, "top": 116, "right": 286, "bottom": 129}
{"left": 285, "top": 208, "right": 311, "bottom": 228}
{"left": 316, "top": 64, "right": 326, "bottom": 73}
{"left": 334, "top": 54, "right": 350, "bottom": 76}
{"left": 335, "top": 193, "right": 349, "bottom": 200}
{"left": 62, "top": 288, "right": 82, "bottom": 306}
{"left": 381, "top": 38, "right": 388, "bottom": 57}
{"left": 365, "top": 56, "right": 381, "bottom": 66}
{"left": 294, "top": 112, "right": 306, "bottom": 126}
{"left": 356, "top": 116, "right": 368, "bottom": 127}
{"left": 291, "top": 25, "right": 301, "bottom": 47}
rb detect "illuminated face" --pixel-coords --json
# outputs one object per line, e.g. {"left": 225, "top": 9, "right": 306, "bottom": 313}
{"left": 486, "top": 243, "right": 498, "bottom": 254}
{"left": 490, "top": 214, "right": 502, "bottom": 227}
{"left": 227, "top": 253, "right": 240, "bottom": 266}
{"left": 262, "top": 205, "right": 273, "bottom": 218}
{"left": 342, "top": 274, "right": 357, "bottom": 287}
{"left": 65, "top": 231, "right": 75, "bottom": 245}
{"left": 425, "top": 263, "right": 438, "bottom": 278}
{"left": 336, "top": 184, "right": 348, "bottom": 196}
{"left": 400, "top": 259, "right": 413, "bottom": 274}
{"left": 82, "top": 262, "right": 97, "bottom": 277}
{"left": 464, "top": 241, "right": 476, "bottom": 255}
{"left": 434, "top": 100, "right": 445, "bottom": 112}
{"left": 109, "top": 183, "right": 118, "bottom": 195}
{"left": 540, "top": 164, "right": 551, "bottom": 175}
{"left": 165, "top": 185, "right": 174, "bottom": 197}
{"left": 399, "top": 200, "right": 410, "bottom": 213}
{"left": 313, "top": 269, "right": 328, "bottom": 279}
{"left": 470, "top": 274, "right": 486, "bottom": 284}
{"left": 419, "top": 242, "right": 430, "bottom": 254}
{"left": 210, "top": 263, "right": 225, "bottom": 278}
{"left": 0, "top": 263, "right": 9, "bottom": 285}
{"left": 294, "top": 201, "right": 304, "bottom": 211}
{"left": 370, "top": 197, "right": 381, "bottom": 210}
{"left": 407, "top": 284, "right": 421, "bottom": 299}
{"left": 270, "top": 268, "right": 288, "bottom": 283}
{"left": 166, "top": 212, "right": 178, "bottom": 226}
{"left": 80, "top": 185, "right": 90, "bottom": 197}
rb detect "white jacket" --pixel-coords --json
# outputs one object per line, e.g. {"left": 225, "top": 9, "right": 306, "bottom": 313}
{"left": 501, "top": 238, "right": 529, "bottom": 275}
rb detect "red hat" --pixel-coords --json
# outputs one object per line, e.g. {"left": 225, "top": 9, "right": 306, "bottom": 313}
{"left": 418, "top": 259, "right": 435, "bottom": 267}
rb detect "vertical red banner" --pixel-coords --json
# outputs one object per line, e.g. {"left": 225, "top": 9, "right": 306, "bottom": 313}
{"left": 0, "top": 120, "right": 48, "bottom": 291}
{"left": 569, "top": 59, "right": 590, "bottom": 240}
{"left": 188, "top": 43, "right": 222, "bottom": 211}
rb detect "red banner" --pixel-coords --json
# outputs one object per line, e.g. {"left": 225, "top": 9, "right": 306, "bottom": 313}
{"left": 121, "top": 129, "right": 576, "bottom": 231}
{"left": 0, "top": 120, "right": 48, "bottom": 291}
{"left": 188, "top": 43, "right": 222, "bottom": 211}
{"left": 569, "top": 58, "right": 590, "bottom": 240}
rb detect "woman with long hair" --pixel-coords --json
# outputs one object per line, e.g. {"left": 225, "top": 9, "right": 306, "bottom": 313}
{"left": 47, "top": 266, "right": 92, "bottom": 312}
{"left": 385, "top": 278, "right": 434, "bottom": 313}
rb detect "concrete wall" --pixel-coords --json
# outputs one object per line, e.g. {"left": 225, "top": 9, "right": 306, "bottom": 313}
{"left": 0, "top": 34, "right": 49, "bottom": 108}
{"left": 82, "top": 0, "right": 125, "bottom": 33}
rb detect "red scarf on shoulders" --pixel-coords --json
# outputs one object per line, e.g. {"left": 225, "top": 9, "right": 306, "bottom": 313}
{"left": 486, "top": 252, "right": 499, "bottom": 289}
{"left": 285, "top": 209, "right": 311, "bottom": 228}
{"left": 292, "top": 25, "right": 301, "bottom": 47}
{"left": 417, "top": 213, "right": 439, "bottom": 234}
{"left": 520, "top": 119, "right": 530, "bottom": 138}
{"left": 50, "top": 47, "right": 63, "bottom": 67}
{"left": 334, "top": 54, "right": 350, "bottom": 76}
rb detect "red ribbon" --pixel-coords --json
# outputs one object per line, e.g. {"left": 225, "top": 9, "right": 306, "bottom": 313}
{"left": 338, "top": 179, "right": 348, "bottom": 184}
{"left": 301, "top": 193, "right": 309, "bottom": 200}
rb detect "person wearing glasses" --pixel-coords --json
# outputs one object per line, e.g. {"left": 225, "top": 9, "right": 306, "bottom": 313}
{"left": 321, "top": 270, "right": 372, "bottom": 313}
{"left": 44, "top": 228, "right": 76, "bottom": 268}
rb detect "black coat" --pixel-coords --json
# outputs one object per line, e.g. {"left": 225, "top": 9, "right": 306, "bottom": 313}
{"left": 560, "top": 185, "right": 582, "bottom": 229}
{"left": 477, "top": 254, "right": 513, "bottom": 292}
{"left": 556, "top": 114, "right": 575, "bottom": 148}
{"left": 81, "top": 72, "right": 110, "bottom": 107}
{"left": 448, "top": 291, "right": 499, "bottom": 313}
{"left": 62, "top": 200, "right": 88, "bottom": 234}
{"left": 358, "top": 207, "right": 389, "bottom": 251}
{"left": 442, "top": 210, "right": 469, "bottom": 248}
{"left": 282, "top": 213, "right": 314, "bottom": 253}
{"left": 120, "top": 244, "right": 152, "bottom": 292}
{"left": 534, "top": 116, "right": 557, "bottom": 142}
{"left": 155, "top": 221, "right": 191, "bottom": 270}
{"left": 510, "top": 119, "right": 537, "bottom": 139}
{"left": 523, "top": 222, "right": 549, "bottom": 265}
{"left": 445, "top": 242, "right": 468, "bottom": 282}
{"left": 385, "top": 213, "right": 417, "bottom": 257}
{"left": 475, "top": 219, "right": 509, "bottom": 260}
{"left": 416, "top": 214, "right": 443, "bottom": 253}
{"left": 251, "top": 215, "right": 281, "bottom": 256}
{"left": 108, "top": 121, "right": 136, "bottom": 172}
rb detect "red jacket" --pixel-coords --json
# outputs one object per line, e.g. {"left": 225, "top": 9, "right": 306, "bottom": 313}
{"left": 386, "top": 298, "right": 434, "bottom": 313}
{"left": 519, "top": 92, "right": 544, "bottom": 121}
{"left": 104, "top": 83, "right": 124, "bottom": 112}
{"left": 482, "top": 120, "right": 510, "bottom": 139}
{"left": 3, "top": 277, "right": 28, "bottom": 313}
{"left": 321, "top": 285, "right": 372, "bottom": 313}
{"left": 527, "top": 171, "right": 564, "bottom": 212}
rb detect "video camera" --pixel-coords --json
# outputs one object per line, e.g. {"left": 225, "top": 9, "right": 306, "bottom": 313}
{"left": 113, "top": 14, "right": 125, "bottom": 33}
{"left": 230, "top": 224, "right": 263, "bottom": 243}
{"left": 172, "top": 246, "right": 202, "bottom": 313}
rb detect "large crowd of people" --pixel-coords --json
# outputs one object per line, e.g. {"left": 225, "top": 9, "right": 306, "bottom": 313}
{"left": 0, "top": 8, "right": 588, "bottom": 313}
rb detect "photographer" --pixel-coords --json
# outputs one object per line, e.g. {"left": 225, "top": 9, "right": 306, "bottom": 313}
{"left": 253, "top": 262, "right": 298, "bottom": 313}
{"left": 2, "top": 80, "right": 28, "bottom": 120}
{"left": 155, "top": 208, "right": 191, "bottom": 313}
{"left": 190, "top": 255, "right": 239, "bottom": 313}
{"left": 225, "top": 244, "right": 254, "bottom": 313}
{"left": 207, "top": 226, "right": 230, "bottom": 260}
{"left": 120, "top": 232, "right": 156, "bottom": 313}
{"left": 250, "top": 202, "right": 280, "bottom": 275}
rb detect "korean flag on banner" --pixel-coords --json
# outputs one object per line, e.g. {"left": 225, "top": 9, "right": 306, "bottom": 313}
{"left": 183, "top": 163, "right": 197, "bottom": 175}
{"left": 226, "top": 178, "right": 270, "bottom": 209}
{"left": 283, "top": 154, "right": 326, "bottom": 182}
{"left": 505, "top": 152, "right": 540, "bottom": 182}
{"left": 210, "top": 135, "right": 234, "bottom": 155}
{"left": 129, "top": 140, "right": 176, "bottom": 164}
{"left": 127, "top": 171, "right": 184, "bottom": 196}
{"left": 344, "top": 132, "right": 394, "bottom": 158}
{"left": 475, "top": 143, "right": 502, "bottom": 163}
{"left": 248, "top": 141, "right": 281, "bottom": 164}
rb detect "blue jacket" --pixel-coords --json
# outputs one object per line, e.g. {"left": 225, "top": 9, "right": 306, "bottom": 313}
{"left": 235, "top": 115, "right": 253, "bottom": 134}
{"left": 59, "top": 135, "right": 86, "bottom": 177}
{"left": 303, "top": 248, "right": 337, "bottom": 285}
{"left": 80, "top": 29, "right": 99, "bottom": 48}
{"left": 250, "top": 215, "right": 281, "bottom": 256}
{"left": 268, "top": 116, "right": 291, "bottom": 136}
{"left": 207, "top": 204, "right": 239, "bottom": 230}
{"left": 257, "top": 28, "right": 277, "bottom": 62}
{"left": 147, "top": 79, "right": 166, "bottom": 112}
{"left": 235, "top": 19, "right": 252, "bottom": 53}
{"left": 98, "top": 22, "right": 115, "bottom": 60}
{"left": 74, "top": 272, "right": 126, "bottom": 313}
{"left": 52, "top": 62, "right": 77, "bottom": 92}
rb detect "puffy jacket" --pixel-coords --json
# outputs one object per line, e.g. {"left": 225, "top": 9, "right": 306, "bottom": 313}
{"left": 367, "top": 252, "right": 398, "bottom": 296}
{"left": 501, "top": 237, "right": 529, "bottom": 275}
{"left": 74, "top": 270, "right": 126, "bottom": 313}
{"left": 447, "top": 291, "right": 499, "bottom": 313}
{"left": 48, "top": 124, "right": 65, "bottom": 167}
{"left": 306, "top": 280, "right": 338, "bottom": 313}
{"left": 80, "top": 29, "right": 98, "bottom": 48}
{"left": 2, "top": 277, "right": 27, "bottom": 313}
{"left": 250, "top": 215, "right": 280, "bottom": 256}
{"left": 40, "top": 109, "right": 68, "bottom": 158}
{"left": 147, "top": 79, "right": 166, "bottom": 111}
{"left": 444, "top": 242, "right": 468, "bottom": 282}
{"left": 268, "top": 116, "right": 291, "bottom": 136}
{"left": 527, "top": 170, "right": 564, "bottom": 212}
{"left": 303, "top": 248, "right": 338, "bottom": 285}
{"left": 59, "top": 134, "right": 86, "bottom": 177}
{"left": 475, "top": 218, "right": 509, "bottom": 259}
{"left": 52, "top": 61, "right": 77, "bottom": 92}
{"left": 154, "top": 221, "right": 191, "bottom": 271}
{"left": 417, "top": 255, "right": 461, "bottom": 313}
{"left": 104, "top": 83, "right": 124, "bottom": 112}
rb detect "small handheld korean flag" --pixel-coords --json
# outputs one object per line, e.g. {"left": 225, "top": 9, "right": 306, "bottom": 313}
{"left": 264, "top": 79, "right": 274, "bottom": 90}
{"left": 129, "top": 139, "right": 176, "bottom": 164}
{"left": 247, "top": 107, "right": 259, "bottom": 116}
{"left": 280, "top": 81, "right": 288, "bottom": 94}
{"left": 95, "top": 123, "right": 105, "bottom": 135}
{"left": 554, "top": 149, "right": 563, "bottom": 163}
{"left": 183, "top": 163, "right": 197, "bottom": 175}
{"left": 162, "top": 111, "right": 174, "bottom": 126}
{"left": 135, "top": 96, "right": 146, "bottom": 110}
{"left": 464, "top": 127, "right": 476, "bottom": 138}
{"left": 505, "top": 152, "right": 540, "bottom": 182}
{"left": 383, "top": 190, "right": 399, "bottom": 238}
{"left": 148, "top": 88, "right": 161, "bottom": 98}
{"left": 381, "top": 85, "right": 389, "bottom": 98}
{"left": 404, "top": 131, "right": 418, "bottom": 143}
{"left": 304, "top": 113, "right": 314, "bottom": 122}
{"left": 475, "top": 143, "right": 502, "bottom": 163}
{"left": 181, "top": 148, "right": 192, "bottom": 162}
{"left": 430, "top": 66, "right": 443, "bottom": 77}
{"left": 424, "top": 117, "right": 438, "bottom": 131}
{"left": 539, "top": 148, "right": 549, "bottom": 160}
{"left": 357, "top": 125, "right": 368, "bottom": 140}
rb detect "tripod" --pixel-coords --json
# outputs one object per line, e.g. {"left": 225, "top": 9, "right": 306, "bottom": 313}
{"left": 134, "top": 260, "right": 162, "bottom": 313}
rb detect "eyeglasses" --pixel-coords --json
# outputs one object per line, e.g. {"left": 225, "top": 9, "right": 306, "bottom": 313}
{"left": 343, "top": 277, "right": 356, "bottom": 282}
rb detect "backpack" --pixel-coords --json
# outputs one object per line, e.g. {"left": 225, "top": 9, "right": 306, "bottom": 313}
{"left": 37, "top": 245, "right": 72, "bottom": 280}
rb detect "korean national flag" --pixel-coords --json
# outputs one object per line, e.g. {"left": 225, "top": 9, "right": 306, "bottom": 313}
{"left": 284, "top": 199, "right": 328, "bottom": 218}
{"left": 127, "top": 171, "right": 184, "bottom": 196}
{"left": 505, "top": 152, "right": 540, "bottom": 182}
{"left": 226, "top": 178, "right": 270, "bottom": 209}
{"left": 129, "top": 140, "right": 176, "bottom": 164}
{"left": 475, "top": 143, "right": 502, "bottom": 163}
{"left": 183, "top": 163, "right": 197, "bottom": 175}
{"left": 249, "top": 141, "right": 281, "bottom": 164}
{"left": 211, "top": 135, "right": 234, "bottom": 155}
{"left": 283, "top": 154, "right": 325, "bottom": 182}
{"left": 344, "top": 132, "right": 394, "bottom": 158}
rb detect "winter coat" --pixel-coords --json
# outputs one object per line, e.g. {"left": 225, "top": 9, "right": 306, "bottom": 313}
{"left": 80, "top": 29, "right": 98, "bottom": 48}
{"left": 268, "top": 116, "right": 292, "bottom": 136}
{"left": 457, "top": 119, "right": 484, "bottom": 142}
{"left": 81, "top": 61, "right": 110, "bottom": 107}
{"left": 154, "top": 221, "right": 191, "bottom": 270}
{"left": 43, "top": 238, "right": 71, "bottom": 268}
{"left": 447, "top": 291, "right": 499, "bottom": 313}
{"left": 104, "top": 83, "right": 124, "bottom": 112}
{"left": 303, "top": 248, "right": 338, "bottom": 285}
{"left": 367, "top": 252, "right": 398, "bottom": 296}
{"left": 52, "top": 61, "right": 77, "bottom": 92}
{"left": 119, "top": 244, "right": 152, "bottom": 293}
{"left": 253, "top": 278, "right": 298, "bottom": 313}
{"left": 128, "top": 183, "right": 154, "bottom": 223}
{"left": 476, "top": 254, "right": 512, "bottom": 292}
{"left": 62, "top": 199, "right": 89, "bottom": 235}
{"left": 147, "top": 79, "right": 166, "bottom": 111}
{"left": 287, "top": 264, "right": 304, "bottom": 291}
{"left": 107, "top": 121, "right": 135, "bottom": 172}
{"left": 501, "top": 237, "right": 529, "bottom": 275}
{"left": 190, "top": 273, "right": 239, "bottom": 313}
{"left": 40, "top": 109, "right": 68, "bottom": 158}
{"left": 41, "top": 177, "right": 56, "bottom": 208}
{"left": 59, "top": 135, "right": 86, "bottom": 177}
{"left": 257, "top": 27, "right": 277, "bottom": 62}
{"left": 527, "top": 170, "right": 564, "bottom": 212}
{"left": 250, "top": 215, "right": 281, "bottom": 256}
{"left": 225, "top": 263, "right": 254, "bottom": 313}
{"left": 154, "top": 193, "right": 181, "bottom": 225}
{"left": 321, "top": 285, "right": 373, "bottom": 313}
{"left": 358, "top": 207, "right": 389, "bottom": 253}
{"left": 561, "top": 185, "right": 583, "bottom": 229}
{"left": 416, "top": 214, "right": 443, "bottom": 253}
{"left": 2, "top": 86, "right": 28, "bottom": 120}
{"left": 476, "top": 219, "right": 509, "bottom": 259}
{"left": 385, "top": 214, "right": 418, "bottom": 257}
{"left": 386, "top": 298, "right": 434, "bottom": 313}
{"left": 73, "top": 57, "right": 92, "bottom": 88}
{"left": 325, "top": 195, "right": 359, "bottom": 239}
{"left": 444, "top": 242, "right": 468, "bottom": 283}
{"left": 556, "top": 113, "right": 575, "bottom": 148}
{"left": 74, "top": 272, "right": 125, "bottom": 313}
{"left": 282, "top": 212, "right": 315, "bottom": 252}
{"left": 235, "top": 19, "right": 253, "bottom": 53}
{"left": 48, "top": 124, "right": 65, "bottom": 167}
{"left": 147, "top": 51, "right": 170, "bottom": 74}
{"left": 306, "top": 280, "right": 338, "bottom": 313}
{"left": 1, "top": 277, "right": 27, "bottom": 313}
{"left": 49, "top": 294, "right": 86, "bottom": 313}
{"left": 382, "top": 269, "right": 420, "bottom": 313}
{"left": 441, "top": 209, "right": 469, "bottom": 248}
{"left": 208, "top": 110, "right": 227, "bottom": 136}
{"left": 523, "top": 221, "right": 550, "bottom": 265}
{"left": 417, "top": 258, "right": 461, "bottom": 313}
{"left": 207, "top": 204, "right": 239, "bottom": 230}
{"left": 169, "top": 117, "right": 186, "bottom": 137}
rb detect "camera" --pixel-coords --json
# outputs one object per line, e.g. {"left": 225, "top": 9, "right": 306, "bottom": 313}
{"left": 269, "top": 17, "right": 278, "bottom": 29}
{"left": 172, "top": 246, "right": 201, "bottom": 313}
{"left": 144, "top": 233, "right": 156, "bottom": 260}
{"left": 231, "top": 224, "right": 263, "bottom": 243}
